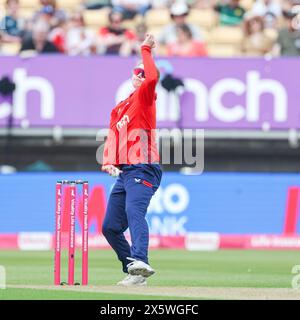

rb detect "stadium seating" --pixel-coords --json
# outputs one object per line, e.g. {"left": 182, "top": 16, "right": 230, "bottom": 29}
{"left": 1, "top": 42, "right": 21, "bottom": 55}
{"left": 147, "top": 26, "right": 163, "bottom": 38}
{"left": 202, "top": 28, "right": 210, "bottom": 41}
{"left": 122, "top": 17, "right": 142, "bottom": 31}
{"left": 144, "top": 8, "right": 170, "bottom": 27}
{"left": 264, "top": 28, "right": 279, "bottom": 42}
{"left": 17, "top": 0, "right": 82, "bottom": 10}
{"left": 57, "top": 0, "right": 82, "bottom": 10}
{"left": 240, "top": 0, "right": 255, "bottom": 11}
{"left": 83, "top": 7, "right": 110, "bottom": 28}
{"left": 187, "top": 9, "right": 218, "bottom": 30}
{"left": 19, "top": 7, "right": 36, "bottom": 19}
{"left": 16, "top": 1, "right": 83, "bottom": 22}
{"left": 19, "top": 0, "right": 39, "bottom": 9}
{"left": 207, "top": 43, "right": 241, "bottom": 57}
{"left": 208, "top": 26, "right": 244, "bottom": 45}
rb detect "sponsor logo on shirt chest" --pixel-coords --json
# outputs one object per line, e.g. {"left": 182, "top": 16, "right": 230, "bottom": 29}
{"left": 116, "top": 114, "right": 130, "bottom": 131}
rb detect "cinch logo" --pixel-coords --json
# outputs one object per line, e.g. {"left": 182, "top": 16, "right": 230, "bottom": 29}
{"left": 147, "top": 184, "right": 189, "bottom": 235}
{"left": 0, "top": 69, "right": 55, "bottom": 121}
{"left": 116, "top": 70, "right": 288, "bottom": 124}
{"left": 116, "top": 114, "right": 130, "bottom": 131}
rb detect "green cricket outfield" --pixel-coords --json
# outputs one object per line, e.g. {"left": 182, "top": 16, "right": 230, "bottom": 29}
{"left": 0, "top": 249, "right": 300, "bottom": 300}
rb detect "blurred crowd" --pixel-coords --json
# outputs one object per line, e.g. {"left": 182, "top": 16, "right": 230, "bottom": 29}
{"left": 0, "top": 0, "right": 300, "bottom": 57}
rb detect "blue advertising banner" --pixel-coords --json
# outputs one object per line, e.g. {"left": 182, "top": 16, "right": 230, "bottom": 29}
{"left": 0, "top": 172, "right": 299, "bottom": 235}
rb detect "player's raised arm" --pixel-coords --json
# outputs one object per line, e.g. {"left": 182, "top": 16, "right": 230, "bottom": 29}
{"left": 138, "top": 34, "right": 159, "bottom": 105}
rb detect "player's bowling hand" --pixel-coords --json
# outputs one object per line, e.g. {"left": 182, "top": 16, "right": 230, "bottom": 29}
{"left": 142, "top": 34, "right": 155, "bottom": 49}
{"left": 101, "top": 165, "right": 122, "bottom": 177}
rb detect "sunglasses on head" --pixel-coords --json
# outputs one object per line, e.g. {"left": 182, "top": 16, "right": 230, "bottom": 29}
{"left": 133, "top": 68, "right": 145, "bottom": 78}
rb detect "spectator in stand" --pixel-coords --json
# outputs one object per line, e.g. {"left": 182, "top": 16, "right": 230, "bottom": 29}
{"left": 241, "top": 14, "right": 273, "bottom": 56}
{"left": 111, "top": 0, "right": 152, "bottom": 19}
{"left": 274, "top": 6, "right": 300, "bottom": 56}
{"left": 166, "top": 24, "right": 208, "bottom": 56}
{"left": 158, "top": 2, "right": 203, "bottom": 46}
{"left": 0, "top": 0, "right": 25, "bottom": 41}
{"left": 49, "top": 10, "right": 96, "bottom": 55}
{"left": 97, "top": 10, "right": 136, "bottom": 55}
{"left": 214, "top": 0, "right": 245, "bottom": 26}
{"left": 20, "top": 19, "right": 59, "bottom": 54}
{"left": 48, "top": 21, "right": 67, "bottom": 53}
{"left": 64, "top": 11, "right": 96, "bottom": 55}
{"left": 33, "top": 0, "right": 67, "bottom": 30}
{"left": 251, "top": 0, "right": 282, "bottom": 28}
{"left": 120, "top": 22, "right": 148, "bottom": 56}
